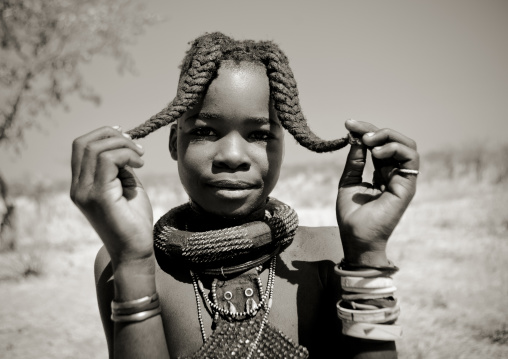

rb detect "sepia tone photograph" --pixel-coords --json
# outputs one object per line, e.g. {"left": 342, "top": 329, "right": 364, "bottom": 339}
{"left": 1, "top": 1, "right": 507, "bottom": 358}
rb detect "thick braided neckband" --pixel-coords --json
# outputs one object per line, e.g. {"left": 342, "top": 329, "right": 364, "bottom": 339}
{"left": 153, "top": 198, "right": 298, "bottom": 275}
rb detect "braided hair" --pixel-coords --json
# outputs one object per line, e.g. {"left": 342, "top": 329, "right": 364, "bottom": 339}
{"left": 127, "top": 32, "right": 350, "bottom": 153}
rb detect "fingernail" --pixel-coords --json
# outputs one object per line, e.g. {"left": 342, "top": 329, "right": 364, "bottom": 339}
{"left": 122, "top": 133, "right": 132, "bottom": 140}
{"left": 374, "top": 146, "right": 382, "bottom": 151}
{"left": 135, "top": 143, "right": 143, "bottom": 149}
{"left": 112, "top": 125, "right": 121, "bottom": 131}
{"left": 365, "top": 132, "right": 375, "bottom": 137}
{"left": 347, "top": 118, "right": 356, "bottom": 123}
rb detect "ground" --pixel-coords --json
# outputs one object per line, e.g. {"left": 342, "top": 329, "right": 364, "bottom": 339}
{"left": 1, "top": 175, "right": 507, "bottom": 359}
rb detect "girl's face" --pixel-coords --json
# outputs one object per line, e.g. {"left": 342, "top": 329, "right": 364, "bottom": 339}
{"left": 169, "top": 62, "right": 284, "bottom": 218}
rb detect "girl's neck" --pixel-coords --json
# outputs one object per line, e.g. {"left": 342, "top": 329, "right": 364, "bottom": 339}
{"left": 186, "top": 200, "right": 266, "bottom": 232}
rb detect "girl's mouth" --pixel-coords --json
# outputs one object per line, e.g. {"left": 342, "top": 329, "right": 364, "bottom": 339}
{"left": 207, "top": 180, "right": 257, "bottom": 190}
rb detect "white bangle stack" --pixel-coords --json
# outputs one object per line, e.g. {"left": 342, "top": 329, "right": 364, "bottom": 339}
{"left": 335, "top": 260, "right": 401, "bottom": 341}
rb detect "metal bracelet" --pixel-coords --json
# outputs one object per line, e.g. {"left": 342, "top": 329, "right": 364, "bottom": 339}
{"left": 111, "top": 306, "right": 162, "bottom": 323}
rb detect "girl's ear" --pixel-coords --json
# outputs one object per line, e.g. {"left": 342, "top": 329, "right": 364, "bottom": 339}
{"left": 169, "top": 124, "right": 178, "bottom": 160}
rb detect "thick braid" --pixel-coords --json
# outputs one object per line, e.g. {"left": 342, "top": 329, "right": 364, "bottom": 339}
{"left": 259, "top": 46, "right": 349, "bottom": 153}
{"left": 127, "top": 34, "right": 230, "bottom": 139}
{"left": 127, "top": 32, "right": 350, "bottom": 152}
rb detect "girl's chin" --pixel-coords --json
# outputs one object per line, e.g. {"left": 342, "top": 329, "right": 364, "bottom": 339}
{"left": 190, "top": 196, "right": 268, "bottom": 221}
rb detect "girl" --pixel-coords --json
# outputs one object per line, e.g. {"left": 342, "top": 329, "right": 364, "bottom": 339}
{"left": 71, "top": 32, "right": 419, "bottom": 358}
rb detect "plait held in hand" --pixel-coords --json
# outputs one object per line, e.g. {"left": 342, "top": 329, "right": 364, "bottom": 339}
{"left": 126, "top": 32, "right": 351, "bottom": 153}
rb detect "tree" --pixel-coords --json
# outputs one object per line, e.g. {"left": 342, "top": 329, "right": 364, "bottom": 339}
{"left": 0, "top": 0, "right": 159, "bottom": 250}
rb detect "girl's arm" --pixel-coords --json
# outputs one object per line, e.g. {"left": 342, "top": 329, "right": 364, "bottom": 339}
{"left": 337, "top": 119, "right": 419, "bottom": 267}
{"left": 95, "top": 247, "right": 169, "bottom": 359}
{"left": 71, "top": 126, "right": 170, "bottom": 359}
{"left": 335, "top": 119, "right": 419, "bottom": 358}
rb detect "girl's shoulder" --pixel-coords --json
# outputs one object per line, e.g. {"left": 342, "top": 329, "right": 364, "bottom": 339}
{"left": 285, "top": 226, "right": 343, "bottom": 262}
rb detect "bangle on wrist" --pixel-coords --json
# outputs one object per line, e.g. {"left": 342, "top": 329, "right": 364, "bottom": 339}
{"left": 337, "top": 300, "right": 400, "bottom": 324}
{"left": 342, "top": 292, "right": 396, "bottom": 301}
{"left": 342, "top": 286, "right": 397, "bottom": 295}
{"left": 344, "top": 302, "right": 379, "bottom": 310}
{"left": 342, "top": 297, "right": 398, "bottom": 309}
{"left": 112, "top": 292, "right": 159, "bottom": 310}
{"left": 335, "top": 258, "right": 402, "bottom": 339}
{"left": 111, "top": 306, "right": 162, "bottom": 323}
{"left": 111, "top": 292, "right": 161, "bottom": 323}
{"left": 339, "top": 308, "right": 400, "bottom": 325}
{"left": 342, "top": 320, "right": 403, "bottom": 340}
{"left": 340, "top": 276, "right": 394, "bottom": 289}
{"left": 113, "top": 298, "right": 160, "bottom": 315}
{"left": 335, "top": 265, "right": 392, "bottom": 278}
{"left": 339, "top": 259, "right": 399, "bottom": 274}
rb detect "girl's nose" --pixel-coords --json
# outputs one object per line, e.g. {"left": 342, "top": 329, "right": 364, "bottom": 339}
{"left": 213, "top": 133, "right": 251, "bottom": 171}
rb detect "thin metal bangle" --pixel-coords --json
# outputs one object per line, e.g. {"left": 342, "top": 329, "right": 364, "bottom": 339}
{"left": 111, "top": 306, "right": 162, "bottom": 323}
{"left": 112, "top": 299, "right": 160, "bottom": 315}
{"left": 111, "top": 292, "right": 159, "bottom": 310}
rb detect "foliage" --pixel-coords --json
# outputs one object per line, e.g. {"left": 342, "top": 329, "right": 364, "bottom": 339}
{"left": 420, "top": 142, "right": 508, "bottom": 184}
{"left": 0, "top": 0, "right": 160, "bottom": 150}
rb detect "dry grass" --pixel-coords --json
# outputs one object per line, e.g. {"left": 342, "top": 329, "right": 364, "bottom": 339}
{"left": 391, "top": 181, "right": 508, "bottom": 359}
{"left": 1, "top": 146, "right": 507, "bottom": 358}
{"left": 0, "top": 250, "right": 46, "bottom": 280}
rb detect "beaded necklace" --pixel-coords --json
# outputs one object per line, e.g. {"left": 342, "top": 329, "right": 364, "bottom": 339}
{"left": 190, "top": 257, "right": 276, "bottom": 359}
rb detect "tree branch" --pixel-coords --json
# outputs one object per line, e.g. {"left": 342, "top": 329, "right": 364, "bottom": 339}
{"left": 0, "top": 71, "right": 32, "bottom": 144}
{"left": 0, "top": 4, "right": 28, "bottom": 62}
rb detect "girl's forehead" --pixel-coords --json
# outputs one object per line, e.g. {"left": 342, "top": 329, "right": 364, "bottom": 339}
{"left": 200, "top": 65, "right": 272, "bottom": 117}
{"left": 215, "top": 60, "right": 268, "bottom": 87}
{"left": 178, "top": 60, "right": 280, "bottom": 126}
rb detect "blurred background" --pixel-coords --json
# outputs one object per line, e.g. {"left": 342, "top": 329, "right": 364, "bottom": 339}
{"left": 0, "top": 0, "right": 507, "bottom": 358}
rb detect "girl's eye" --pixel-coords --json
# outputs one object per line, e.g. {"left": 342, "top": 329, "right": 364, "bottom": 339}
{"left": 250, "top": 131, "right": 273, "bottom": 141}
{"left": 192, "top": 127, "right": 216, "bottom": 137}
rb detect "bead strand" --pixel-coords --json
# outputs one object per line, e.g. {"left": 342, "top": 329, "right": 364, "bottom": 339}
{"left": 195, "top": 260, "right": 275, "bottom": 319}
{"left": 246, "top": 256, "right": 276, "bottom": 359}
{"left": 190, "top": 270, "right": 207, "bottom": 342}
{"left": 190, "top": 256, "right": 277, "bottom": 345}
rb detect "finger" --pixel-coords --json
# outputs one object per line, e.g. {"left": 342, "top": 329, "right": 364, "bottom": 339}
{"left": 94, "top": 148, "right": 144, "bottom": 186}
{"left": 71, "top": 126, "right": 124, "bottom": 186}
{"left": 119, "top": 165, "right": 143, "bottom": 187}
{"left": 344, "top": 119, "right": 379, "bottom": 137}
{"left": 339, "top": 144, "right": 368, "bottom": 187}
{"left": 372, "top": 143, "right": 420, "bottom": 170}
{"left": 118, "top": 166, "right": 144, "bottom": 195}
{"left": 372, "top": 169, "right": 384, "bottom": 190}
{"left": 372, "top": 143, "right": 419, "bottom": 201}
{"left": 78, "top": 135, "right": 144, "bottom": 188}
{"left": 362, "top": 128, "right": 417, "bottom": 150}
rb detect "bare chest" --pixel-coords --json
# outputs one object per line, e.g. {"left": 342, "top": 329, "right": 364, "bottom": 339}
{"left": 155, "top": 254, "right": 328, "bottom": 358}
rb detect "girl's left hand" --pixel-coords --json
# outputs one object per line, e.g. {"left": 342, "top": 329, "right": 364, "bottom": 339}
{"left": 336, "top": 119, "right": 419, "bottom": 266}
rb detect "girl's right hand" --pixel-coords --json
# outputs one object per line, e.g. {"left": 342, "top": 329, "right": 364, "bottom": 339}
{"left": 71, "top": 126, "right": 154, "bottom": 268}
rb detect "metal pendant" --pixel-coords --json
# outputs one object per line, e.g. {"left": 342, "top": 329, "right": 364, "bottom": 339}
{"left": 246, "top": 298, "right": 258, "bottom": 314}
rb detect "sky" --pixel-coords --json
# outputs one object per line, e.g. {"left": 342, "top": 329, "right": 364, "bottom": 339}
{"left": 2, "top": 0, "right": 508, "bottom": 185}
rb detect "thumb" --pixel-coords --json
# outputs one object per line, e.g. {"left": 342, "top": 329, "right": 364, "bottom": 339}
{"left": 118, "top": 165, "right": 144, "bottom": 190}
{"left": 339, "top": 144, "right": 367, "bottom": 187}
